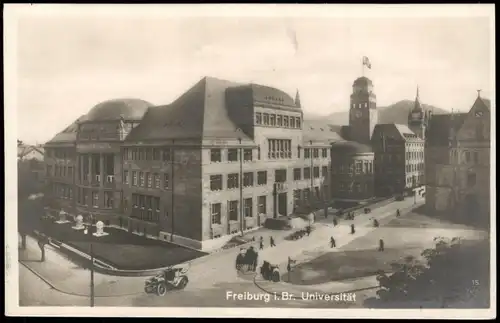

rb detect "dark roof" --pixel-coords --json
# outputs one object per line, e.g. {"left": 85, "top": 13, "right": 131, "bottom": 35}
{"left": 474, "top": 96, "right": 491, "bottom": 111}
{"left": 86, "top": 98, "right": 153, "bottom": 122}
{"left": 331, "top": 140, "right": 373, "bottom": 154}
{"left": 302, "top": 120, "right": 343, "bottom": 143}
{"left": 353, "top": 76, "right": 373, "bottom": 87}
{"left": 18, "top": 145, "right": 44, "bottom": 158}
{"left": 427, "top": 113, "right": 468, "bottom": 146}
{"left": 232, "top": 83, "right": 297, "bottom": 108}
{"left": 45, "top": 115, "right": 88, "bottom": 145}
{"left": 373, "top": 123, "right": 416, "bottom": 142}
{"left": 126, "top": 77, "right": 253, "bottom": 142}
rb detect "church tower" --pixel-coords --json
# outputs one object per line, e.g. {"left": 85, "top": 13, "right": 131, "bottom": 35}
{"left": 349, "top": 76, "right": 378, "bottom": 145}
{"left": 408, "top": 86, "right": 427, "bottom": 139}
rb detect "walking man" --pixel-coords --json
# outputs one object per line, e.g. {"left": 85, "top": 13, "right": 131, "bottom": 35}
{"left": 378, "top": 239, "right": 385, "bottom": 252}
{"left": 350, "top": 224, "right": 355, "bottom": 234}
{"left": 270, "top": 236, "right": 276, "bottom": 247}
{"left": 396, "top": 209, "right": 401, "bottom": 217}
{"left": 259, "top": 239, "right": 264, "bottom": 250}
{"left": 330, "top": 236, "right": 336, "bottom": 248}
{"left": 306, "top": 225, "right": 311, "bottom": 236}
{"left": 333, "top": 218, "right": 338, "bottom": 227}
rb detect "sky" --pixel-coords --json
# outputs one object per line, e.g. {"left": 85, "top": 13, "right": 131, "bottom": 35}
{"left": 12, "top": 5, "right": 494, "bottom": 144}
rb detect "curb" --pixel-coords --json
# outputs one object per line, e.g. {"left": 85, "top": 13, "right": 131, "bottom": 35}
{"left": 19, "top": 260, "right": 144, "bottom": 298}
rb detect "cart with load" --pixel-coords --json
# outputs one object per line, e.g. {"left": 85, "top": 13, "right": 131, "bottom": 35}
{"left": 260, "top": 260, "right": 281, "bottom": 282}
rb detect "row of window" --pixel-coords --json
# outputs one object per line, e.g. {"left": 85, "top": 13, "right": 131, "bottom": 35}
{"left": 76, "top": 188, "right": 114, "bottom": 209}
{"left": 406, "top": 163, "right": 424, "bottom": 172}
{"left": 406, "top": 151, "right": 424, "bottom": 160}
{"left": 255, "top": 113, "right": 302, "bottom": 129}
{"left": 123, "top": 147, "right": 172, "bottom": 162}
{"left": 406, "top": 175, "right": 424, "bottom": 186}
{"left": 450, "top": 150, "right": 480, "bottom": 164}
{"left": 211, "top": 197, "right": 262, "bottom": 225}
{"left": 268, "top": 139, "right": 292, "bottom": 159}
{"left": 51, "top": 183, "right": 73, "bottom": 200}
{"left": 337, "top": 181, "right": 371, "bottom": 193}
{"left": 209, "top": 166, "right": 328, "bottom": 191}
{"left": 124, "top": 170, "right": 170, "bottom": 190}
{"left": 333, "top": 162, "right": 373, "bottom": 175}
{"left": 211, "top": 148, "right": 254, "bottom": 163}
{"left": 304, "top": 148, "right": 329, "bottom": 159}
{"left": 47, "top": 165, "right": 74, "bottom": 178}
{"left": 131, "top": 194, "right": 161, "bottom": 223}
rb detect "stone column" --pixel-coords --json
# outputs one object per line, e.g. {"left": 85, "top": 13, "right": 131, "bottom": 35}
{"left": 100, "top": 153, "right": 104, "bottom": 187}
{"left": 88, "top": 154, "right": 93, "bottom": 184}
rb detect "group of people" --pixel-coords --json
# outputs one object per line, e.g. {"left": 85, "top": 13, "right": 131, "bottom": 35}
{"left": 257, "top": 235, "right": 276, "bottom": 250}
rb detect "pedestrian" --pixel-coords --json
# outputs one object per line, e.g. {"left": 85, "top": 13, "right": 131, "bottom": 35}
{"left": 396, "top": 209, "right": 401, "bottom": 217}
{"left": 378, "top": 239, "right": 385, "bottom": 252}
{"left": 373, "top": 218, "right": 379, "bottom": 227}
{"left": 330, "top": 236, "right": 336, "bottom": 248}
{"left": 306, "top": 225, "right": 311, "bottom": 236}
{"left": 259, "top": 240, "right": 264, "bottom": 250}
{"left": 270, "top": 236, "right": 276, "bottom": 247}
{"left": 333, "top": 218, "right": 338, "bottom": 227}
{"left": 351, "top": 224, "right": 355, "bottom": 234}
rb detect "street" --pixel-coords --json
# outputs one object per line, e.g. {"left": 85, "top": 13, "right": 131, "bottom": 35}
{"left": 19, "top": 196, "right": 456, "bottom": 308}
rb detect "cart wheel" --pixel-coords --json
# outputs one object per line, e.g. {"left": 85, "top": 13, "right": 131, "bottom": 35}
{"left": 156, "top": 282, "right": 167, "bottom": 296}
{"left": 177, "top": 277, "right": 188, "bottom": 290}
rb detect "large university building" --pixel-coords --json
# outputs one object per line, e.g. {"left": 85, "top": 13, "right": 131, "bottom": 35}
{"left": 44, "top": 77, "right": 335, "bottom": 250}
{"left": 425, "top": 93, "right": 491, "bottom": 227}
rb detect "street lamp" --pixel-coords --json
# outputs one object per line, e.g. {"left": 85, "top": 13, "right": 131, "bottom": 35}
{"left": 309, "top": 140, "right": 314, "bottom": 210}
{"left": 238, "top": 137, "right": 244, "bottom": 236}
{"left": 83, "top": 215, "right": 95, "bottom": 307}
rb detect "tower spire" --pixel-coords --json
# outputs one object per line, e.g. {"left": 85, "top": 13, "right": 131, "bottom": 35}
{"left": 295, "top": 89, "right": 302, "bottom": 109}
{"left": 477, "top": 89, "right": 482, "bottom": 98}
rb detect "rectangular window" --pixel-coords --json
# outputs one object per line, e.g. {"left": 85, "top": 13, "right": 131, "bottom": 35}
{"left": 304, "top": 167, "right": 311, "bottom": 179}
{"left": 263, "top": 113, "right": 270, "bottom": 125}
{"left": 104, "top": 191, "right": 113, "bottom": 209}
{"left": 228, "top": 148, "right": 238, "bottom": 162}
{"left": 210, "top": 175, "right": 223, "bottom": 191}
{"left": 147, "top": 173, "right": 152, "bottom": 188}
{"left": 164, "top": 173, "right": 170, "bottom": 189}
{"left": 277, "top": 115, "right": 283, "bottom": 127}
{"left": 132, "top": 171, "right": 138, "bottom": 186}
{"left": 243, "top": 172, "right": 254, "bottom": 187}
{"left": 243, "top": 149, "right": 252, "bottom": 161}
{"left": 162, "top": 148, "right": 171, "bottom": 161}
{"left": 322, "top": 149, "right": 328, "bottom": 158}
{"left": 257, "top": 171, "right": 267, "bottom": 185}
{"left": 92, "top": 191, "right": 99, "bottom": 208}
{"left": 283, "top": 116, "right": 289, "bottom": 127}
{"left": 244, "top": 198, "right": 253, "bottom": 217}
{"left": 313, "top": 149, "right": 319, "bottom": 158}
{"left": 227, "top": 173, "right": 239, "bottom": 189}
{"left": 210, "top": 149, "right": 222, "bottom": 162}
{"left": 152, "top": 148, "right": 160, "bottom": 160}
{"left": 83, "top": 189, "right": 89, "bottom": 205}
{"left": 294, "top": 168, "right": 301, "bottom": 181}
{"left": 269, "top": 114, "right": 276, "bottom": 126}
{"left": 296, "top": 117, "right": 301, "bottom": 129}
{"left": 139, "top": 172, "right": 145, "bottom": 187}
{"left": 355, "top": 162, "right": 363, "bottom": 174}
{"left": 290, "top": 117, "right": 296, "bottom": 128}
{"left": 124, "top": 170, "right": 129, "bottom": 185}
{"left": 275, "top": 169, "right": 287, "bottom": 183}
{"left": 322, "top": 166, "right": 328, "bottom": 177}
{"left": 258, "top": 196, "right": 266, "bottom": 215}
{"left": 211, "top": 203, "right": 222, "bottom": 224}
{"left": 313, "top": 166, "right": 320, "bottom": 178}
{"left": 154, "top": 197, "right": 160, "bottom": 213}
{"left": 154, "top": 173, "right": 160, "bottom": 188}
{"left": 255, "top": 113, "right": 262, "bottom": 125}
{"left": 228, "top": 200, "right": 238, "bottom": 221}
{"left": 304, "top": 148, "right": 310, "bottom": 159}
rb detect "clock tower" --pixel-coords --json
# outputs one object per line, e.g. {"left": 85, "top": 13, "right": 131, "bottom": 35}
{"left": 408, "top": 86, "right": 427, "bottom": 140}
{"left": 349, "top": 76, "right": 378, "bottom": 145}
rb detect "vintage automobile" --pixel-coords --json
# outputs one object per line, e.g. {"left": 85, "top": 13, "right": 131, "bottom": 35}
{"left": 260, "top": 260, "right": 280, "bottom": 282}
{"left": 235, "top": 247, "right": 259, "bottom": 272}
{"left": 144, "top": 264, "right": 190, "bottom": 296}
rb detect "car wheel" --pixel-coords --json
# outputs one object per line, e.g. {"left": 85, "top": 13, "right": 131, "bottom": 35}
{"left": 178, "top": 277, "right": 188, "bottom": 290}
{"left": 156, "top": 283, "right": 167, "bottom": 296}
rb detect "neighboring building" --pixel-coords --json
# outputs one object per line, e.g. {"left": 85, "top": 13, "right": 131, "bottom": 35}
{"left": 327, "top": 76, "right": 425, "bottom": 200}
{"left": 372, "top": 123, "right": 425, "bottom": 196}
{"left": 18, "top": 144, "right": 45, "bottom": 162}
{"left": 44, "top": 77, "right": 337, "bottom": 250}
{"left": 18, "top": 144, "right": 45, "bottom": 183}
{"left": 425, "top": 93, "right": 491, "bottom": 227}
{"left": 330, "top": 141, "right": 374, "bottom": 200}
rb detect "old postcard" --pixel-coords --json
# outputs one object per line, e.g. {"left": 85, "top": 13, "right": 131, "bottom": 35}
{"left": 5, "top": 3, "right": 496, "bottom": 319}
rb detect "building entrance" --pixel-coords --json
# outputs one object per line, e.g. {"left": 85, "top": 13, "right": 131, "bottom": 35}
{"left": 278, "top": 192, "right": 287, "bottom": 217}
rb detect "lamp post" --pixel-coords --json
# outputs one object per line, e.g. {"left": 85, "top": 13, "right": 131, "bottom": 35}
{"left": 310, "top": 140, "right": 314, "bottom": 210}
{"left": 171, "top": 139, "right": 175, "bottom": 242}
{"left": 83, "top": 215, "right": 95, "bottom": 307}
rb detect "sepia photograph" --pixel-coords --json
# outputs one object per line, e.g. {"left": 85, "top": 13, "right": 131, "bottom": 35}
{"left": 4, "top": 3, "right": 496, "bottom": 319}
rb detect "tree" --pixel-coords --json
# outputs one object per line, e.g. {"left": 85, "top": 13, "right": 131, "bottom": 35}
{"left": 366, "top": 237, "right": 490, "bottom": 308}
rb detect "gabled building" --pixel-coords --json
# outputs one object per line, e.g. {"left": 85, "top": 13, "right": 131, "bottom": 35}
{"left": 425, "top": 93, "right": 491, "bottom": 227}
